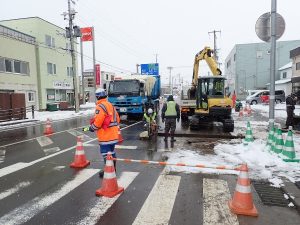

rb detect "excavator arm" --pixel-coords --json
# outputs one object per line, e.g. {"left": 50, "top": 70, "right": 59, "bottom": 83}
{"left": 192, "top": 46, "right": 222, "bottom": 86}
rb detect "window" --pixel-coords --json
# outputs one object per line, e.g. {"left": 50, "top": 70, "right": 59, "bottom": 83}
{"left": 296, "top": 62, "right": 300, "bottom": 70}
{"left": 67, "top": 67, "right": 73, "bottom": 77}
{"left": 5, "top": 59, "right": 13, "bottom": 72}
{"left": 282, "top": 72, "right": 287, "bottom": 79}
{"left": 27, "top": 92, "right": 35, "bottom": 102}
{"left": 47, "top": 89, "right": 55, "bottom": 101}
{"left": 21, "top": 62, "right": 29, "bottom": 75}
{"left": 106, "top": 74, "right": 109, "bottom": 80}
{"left": 14, "top": 61, "right": 21, "bottom": 73}
{"left": 256, "top": 51, "right": 263, "bottom": 59}
{"left": 233, "top": 54, "right": 236, "bottom": 61}
{"left": 226, "top": 60, "right": 231, "bottom": 68}
{"left": 47, "top": 62, "right": 56, "bottom": 75}
{"left": 0, "top": 57, "right": 4, "bottom": 72}
{"left": 45, "top": 35, "right": 55, "bottom": 48}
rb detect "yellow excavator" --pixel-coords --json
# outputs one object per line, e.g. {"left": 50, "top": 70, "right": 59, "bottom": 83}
{"left": 181, "top": 46, "right": 234, "bottom": 132}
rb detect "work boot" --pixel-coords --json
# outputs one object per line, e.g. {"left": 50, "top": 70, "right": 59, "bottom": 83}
{"left": 99, "top": 169, "right": 104, "bottom": 178}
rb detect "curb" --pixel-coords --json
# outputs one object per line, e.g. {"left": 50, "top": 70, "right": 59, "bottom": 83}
{"left": 281, "top": 182, "right": 300, "bottom": 213}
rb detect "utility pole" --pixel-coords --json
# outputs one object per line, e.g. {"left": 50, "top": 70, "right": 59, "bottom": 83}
{"left": 136, "top": 64, "right": 140, "bottom": 74}
{"left": 64, "top": 0, "right": 81, "bottom": 112}
{"left": 167, "top": 67, "right": 173, "bottom": 93}
{"left": 208, "top": 30, "right": 221, "bottom": 64}
{"left": 155, "top": 54, "right": 158, "bottom": 63}
{"left": 269, "top": 0, "right": 277, "bottom": 128}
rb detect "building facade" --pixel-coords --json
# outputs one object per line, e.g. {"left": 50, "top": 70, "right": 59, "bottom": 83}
{"left": 224, "top": 40, "right": 300, "bottom": 98}
{"left": 290, "top": 47, "right": 300, "bottom": 94}
{"left": 80, "top": 70, "right": 115, "bottom": 102}
{"left": 0, "top": 17, "right": 78, "bottom": 110}
{"left": 0, "top": 24, "right": 38, "bottom": 109}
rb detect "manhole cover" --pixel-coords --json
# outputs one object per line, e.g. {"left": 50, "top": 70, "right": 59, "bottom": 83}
{"left": 295, "top": 181, "right": 300, "bottom": 189}
{"left": 252, "top": 181, "right": 290, "bottom": 207}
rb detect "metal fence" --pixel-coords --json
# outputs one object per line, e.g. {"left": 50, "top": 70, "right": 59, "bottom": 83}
{"left": 0, "top": 105, "right": 35, "bottom": 122}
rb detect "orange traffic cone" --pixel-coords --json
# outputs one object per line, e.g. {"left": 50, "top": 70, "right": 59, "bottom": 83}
{"left": 96, "top": 153, "right": 124, "bottom": 197}
{"left": 44, "top": 118, "right": 54, "bottom": 135}
{"left": 247, "top": 104, "right": 252, "bottom": 115}
{"left": 118, "top": 126, "right": 124, "bottom": 143}
{"left": 239, "top": 108, "right": 244, "bottom": 117}
{"left": 228, "top": 164, "right": 258, "bottom": 217}
{"left": 70, "top": 136, "right": 90, "bottom": 168}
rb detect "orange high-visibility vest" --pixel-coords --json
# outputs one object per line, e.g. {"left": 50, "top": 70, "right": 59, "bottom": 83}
{"left": 91, "top": 98, "right": 120, "bottom": 145}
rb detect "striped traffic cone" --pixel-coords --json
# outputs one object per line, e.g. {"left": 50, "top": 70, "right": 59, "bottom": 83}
{"left": 228, "top": 164, "right": 258, "bottom": 217}
{"left": 271, "top": 127, "right": 278, "bottom": 152}
{"left": 266, "top": 126, "right": 274, "bottom": 147}
{"left": 44, "top": 118, "right": 54, "bottom": 135}
{"left": 239, "top": 108, "right": 244, "bottom": 117}
{"left": 243, "top": 121, "right": 254, "bottom": 145}
{"left": 96, "top": 153, "right": 124, "bottom": 197}
{"left": 274, "top": 128, "right": 284, "bottom": 154}
{"left": 70, "top": 136, "right": 90, "bottom": 168}
{"left": 282, "top": 127, "right": 300, "bottom": 162}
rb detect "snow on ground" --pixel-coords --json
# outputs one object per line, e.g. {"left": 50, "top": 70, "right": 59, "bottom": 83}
{"left": 166, "top": 102, "right": 300, "bottom": 186}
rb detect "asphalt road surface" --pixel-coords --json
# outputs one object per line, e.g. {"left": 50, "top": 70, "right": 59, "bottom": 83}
{"left": 0, "top": 117, "right": 299, "bottom": 225}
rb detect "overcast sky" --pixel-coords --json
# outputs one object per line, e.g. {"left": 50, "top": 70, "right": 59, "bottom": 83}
{"left": 1, "top": 0, "right": 300, "bottom": 85}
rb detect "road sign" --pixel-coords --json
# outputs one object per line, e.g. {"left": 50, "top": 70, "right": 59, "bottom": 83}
{"left": 141, "top": 63, "right": 159, "bottom": 75}
{"left": 255, "top": 12, "right": 285, "bottom": 42}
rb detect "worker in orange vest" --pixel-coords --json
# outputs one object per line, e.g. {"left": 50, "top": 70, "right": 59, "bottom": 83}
{"left": 232, "top": 90, "right": 237, "bottom": 109}
{"left": 89, "top": 88, "right": 120, "bottom": 178}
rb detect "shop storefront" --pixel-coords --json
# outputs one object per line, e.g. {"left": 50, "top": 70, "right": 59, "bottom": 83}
{"left": 46, "top": 80, "right": 73, "bottom": 110}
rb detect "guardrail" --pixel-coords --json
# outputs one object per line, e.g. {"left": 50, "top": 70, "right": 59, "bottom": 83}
{"left": 0, "top": 105, "right": 35, "bottom": 122}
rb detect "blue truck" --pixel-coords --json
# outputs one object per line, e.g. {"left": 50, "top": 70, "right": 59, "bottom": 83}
{"left": 108, "top": 75, "right": 161, "bottom": 117}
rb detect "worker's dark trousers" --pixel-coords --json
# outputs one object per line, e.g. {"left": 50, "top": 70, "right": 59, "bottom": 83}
{"left": 286, "top": 107, "right": 294, "bottom": 128}
{"left": 164, "top": 118, "right": 176, "bottom": 140}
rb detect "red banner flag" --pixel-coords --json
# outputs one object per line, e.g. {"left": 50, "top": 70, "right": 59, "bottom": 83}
{"left": 95, "top": 64, "right": 101, "bottom": 86}
{"left": 81, "top": 27, "right": 93, "bottom": 42}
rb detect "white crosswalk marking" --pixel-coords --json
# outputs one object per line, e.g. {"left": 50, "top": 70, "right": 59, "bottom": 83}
{"left": 0, "top": 162, "right": 29, "bottom": 178}
{"left": 0, "top": 181, "right": 32, "bottom": 200}
{"left": 43, "top": 147, "right": 61, "bottom": 155}
{"left": 132, "top": 174, "right": 181, "bottom": 225}
{"left": 203, "top": 178, "right": 239, "bottom": 225}
{"left": 36, "top": 136, "right": 53, "bottom": 147}
{"left": 0, "top": 149, "right": 5, "bottom": 163}
{"left": 0, "top": 169, "right": 98, "bottom": 225}
{"left": 115, "top": 145, "right": 137, "bottom": 150}
{"left": 78, "top": 171, "right": 139, "bottom": 225}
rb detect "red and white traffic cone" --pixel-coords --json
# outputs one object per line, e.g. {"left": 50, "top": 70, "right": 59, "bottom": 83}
{"left": 44, "top": 118, "right": 54, "bottom": 135}
{"left": 70, "top": 136, "right": 90, "bottom": 168}
{"left": 118, "top": 126, "right": 124, "bottom": 143}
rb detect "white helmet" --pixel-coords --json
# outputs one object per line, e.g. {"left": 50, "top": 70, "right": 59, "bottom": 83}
{"left": 147, "top": 108, "right": 153, "bottom": 114}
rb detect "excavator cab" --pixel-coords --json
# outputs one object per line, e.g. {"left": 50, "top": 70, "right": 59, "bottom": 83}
{"left": 190, "top": 76, "right": 234, "bottom": 132}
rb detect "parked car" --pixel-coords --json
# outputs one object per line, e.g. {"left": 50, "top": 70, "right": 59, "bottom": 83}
{"left": 246, "top": 90, "right": 285, "bottom": 105}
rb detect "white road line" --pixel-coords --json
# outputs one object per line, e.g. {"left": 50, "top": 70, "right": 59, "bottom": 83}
{"left": 203, "top": 179, "right": 239, "bottom": 225}
{"left": 0, "top": 121, "right": 141, "bottom": 178}
{"left": 0, "top": 181, "right": 32, "bottom": 200}
{"left": 115, "top": 145, "right": 137, "bottom": 150}
{"left": 43, "top": 147, "right": 61, "bottom": 155}
{"left": 36, "top": 136, "right": 53, "bottom": 147}
{"left": 0, "top": 149, "right": 5, "bottom": 163}
{"left": 0, "top": 121, "right": 141, "bottom": 148}
{"left": 67, "top": 130, "right": 92, "bottom": 141}
{"left": 132, "top": 174, "right": 181, "bottom": 225}
{"left": 0, "top": 169, "right": 98, "bottom": 225}
{"left": 0, "top": 162, "right": 29, "bottom": 178}
{"left": 78, "top": 171, "right": 139, "bottom": 225}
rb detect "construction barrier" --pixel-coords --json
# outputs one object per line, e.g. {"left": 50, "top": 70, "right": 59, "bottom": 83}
{"left": 112, "top": 157, "right": 243, "bottom": 171}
